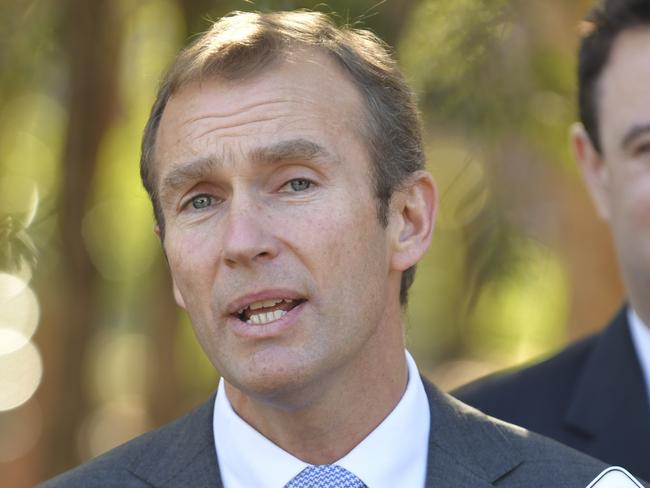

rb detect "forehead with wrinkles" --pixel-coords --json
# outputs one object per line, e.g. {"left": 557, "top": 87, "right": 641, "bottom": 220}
{"left": 152, "top": 48, "right": 367, "bottom": 181}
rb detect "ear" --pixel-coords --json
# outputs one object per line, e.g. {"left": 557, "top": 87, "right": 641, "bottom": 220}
{"left": 389, "top": 170, "right": 437, "bottom": 272}
{"left": 571, "top": 123, "right": 611, "bottom": 220}
{"left": 154, "top": 223, "right": 184, "bottom": 307}
{"left": 154, "top": 222, "right": 170, "bottom": 262}
{"left": 172, "top": 277, "right": 186, "bottom": 309}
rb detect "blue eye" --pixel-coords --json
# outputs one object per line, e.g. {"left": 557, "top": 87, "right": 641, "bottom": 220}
{"left": 191, "top": 195, "right": 213, "bottom": 209}
{"left": 289, "top": 179, "right": 312, "bottom": 191}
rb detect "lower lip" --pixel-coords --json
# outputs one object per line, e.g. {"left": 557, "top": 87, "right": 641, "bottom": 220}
{"left": 226, "top": 301, "right": 307, "bottom": 339}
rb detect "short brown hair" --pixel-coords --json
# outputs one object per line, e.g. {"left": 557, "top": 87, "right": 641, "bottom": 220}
{"left": 140, "top": 10, "right": 425, "bottom": 305}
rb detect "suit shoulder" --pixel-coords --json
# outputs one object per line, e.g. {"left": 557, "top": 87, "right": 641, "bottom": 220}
{"left": 454, "top": 397, "right": 613, "bottom": 486}
{"left": 37, "top": 437, "right": 151, "bottom": 488}
{"left": 452, "top": 332, "right": 598, "bottom": 414}
{"left": 38, "top": 396, "right": 216, "bottom": 487}
{"left": 497, "top": 424, "right": 613, "bottom": 486}
{"left": 424, "top": 382, "right": 612, "bottom": 486}
{"left": 489, "top": 415, "right": 650, "bottom": 487}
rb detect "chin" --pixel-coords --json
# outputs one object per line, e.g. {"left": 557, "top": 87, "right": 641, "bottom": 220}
{"left": 228, "top": 360, "right": 325, "bottom": 409}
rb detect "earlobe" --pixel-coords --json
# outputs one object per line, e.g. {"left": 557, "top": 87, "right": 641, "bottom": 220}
{"left": 571, "top": 123, "right": 611, "bottom": 220}
{"left": 390, "top": 170, "right": 437, "bottom": 271}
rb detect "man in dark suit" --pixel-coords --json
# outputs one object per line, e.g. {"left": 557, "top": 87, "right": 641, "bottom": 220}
{"left": 42, "top": 10, "right": 620, "bottom": 487}
{"left": 454, "top": 0, "right": 650, "bottom": 482}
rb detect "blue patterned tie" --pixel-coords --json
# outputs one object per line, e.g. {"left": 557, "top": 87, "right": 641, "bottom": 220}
{"left": 284, "top": 464, "right": 367, "bottom": 487}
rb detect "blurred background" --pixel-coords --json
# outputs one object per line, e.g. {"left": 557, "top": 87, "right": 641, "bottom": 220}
{"left": 0, "top": 0, "right": 623, "bottom": 485}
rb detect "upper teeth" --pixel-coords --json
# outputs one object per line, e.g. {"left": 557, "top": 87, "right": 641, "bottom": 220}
{"left": 238, "top": 298, "right": 293, "bottom": 314}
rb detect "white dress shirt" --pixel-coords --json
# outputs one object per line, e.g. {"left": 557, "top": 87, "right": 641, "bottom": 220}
{"left": 627, "top": 308, "right": 650, "bottom": 407}
{"left": 213, "top": 351, "right": 431, "bottom": 488}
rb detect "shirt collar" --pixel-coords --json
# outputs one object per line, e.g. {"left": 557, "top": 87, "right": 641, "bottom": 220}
{"left": 213, "top": 350, "right": 430, "bottom": 488}
{"left": 627, "top": 307, "right": 650, "bottom": 407}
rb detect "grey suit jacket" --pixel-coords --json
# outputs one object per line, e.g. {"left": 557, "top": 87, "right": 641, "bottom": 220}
{"left": 40, "top": 378, "right": 620, "bottom": 487}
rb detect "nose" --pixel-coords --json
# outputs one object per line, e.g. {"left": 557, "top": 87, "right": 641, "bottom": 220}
{"left": 220, "top": 195, "right": 279, "bottom": 268}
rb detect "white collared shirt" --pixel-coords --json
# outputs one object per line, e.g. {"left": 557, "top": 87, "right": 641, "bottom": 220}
{"left": 627, "top": 308, "right": 650, "bottom": 407}
{"left": 212, "top": 351, "right": 430, "bottom": 488}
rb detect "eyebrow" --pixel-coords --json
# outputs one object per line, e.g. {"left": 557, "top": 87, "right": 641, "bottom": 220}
{"left": 160, "top": 157, "right": 220, "bottom": 199}
{"left": 159, "top": 138, "right": 338, "bottom": 200}
{"left": 621, "top": 123, "right": 650, "bottom": 150}
{"left": 250, "top": 138, "right": 338, "bottom": 166}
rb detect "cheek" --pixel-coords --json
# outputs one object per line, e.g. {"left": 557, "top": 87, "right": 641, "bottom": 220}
{"left": 608, "top": 175, "right": 650, "bottom": 263}
{"left": 165, "top": 227, "right": 219, "bottom": 291}
{"left": 289, "top": 204, "right": 387, "bottom": 291}
{"left": 613, "top": 175, "right": 650, "bottom": 225}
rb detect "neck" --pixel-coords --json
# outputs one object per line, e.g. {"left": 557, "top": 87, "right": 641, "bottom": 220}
{"left": 224, "top": 336, "right": 408, "bottom": 464}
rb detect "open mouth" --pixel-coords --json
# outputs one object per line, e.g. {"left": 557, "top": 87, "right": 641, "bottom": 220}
{"left": 236, "top": 298, "right": 306, "bottom": 325}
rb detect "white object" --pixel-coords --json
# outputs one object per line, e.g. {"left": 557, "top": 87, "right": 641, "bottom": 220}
{"left": 587, "top": 467, "right": 644, "bottom": 488}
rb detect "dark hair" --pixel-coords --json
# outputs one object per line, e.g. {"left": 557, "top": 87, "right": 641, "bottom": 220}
{"left": 578, "top": 0, "right": 650, "bottom": 152}
{"left": 140, "top": 10, "right": 425, "bottom": 305}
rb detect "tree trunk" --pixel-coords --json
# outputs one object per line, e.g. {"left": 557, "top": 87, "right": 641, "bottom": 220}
{"left": 41, "top": 0, "right": 122, "bottom": 477}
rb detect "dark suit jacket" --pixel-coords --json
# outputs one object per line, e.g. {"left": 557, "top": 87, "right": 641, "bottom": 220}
{"left": 41, "top": 378, "right": 617, "bottom": 487}
{"left": 454, "top": 307, "right": 650, "bottom": 482}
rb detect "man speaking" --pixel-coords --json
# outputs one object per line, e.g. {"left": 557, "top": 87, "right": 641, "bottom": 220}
{"left": 42, "top": 10, "right": 617, "bottom": 487}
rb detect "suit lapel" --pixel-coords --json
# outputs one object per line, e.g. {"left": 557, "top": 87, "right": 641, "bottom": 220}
{"left": 422, "top": 379, "right": 522, "bottom": 487}
{"left": 564, "top": 307, "right": 650, "bottom": 469}
{"left": 127, "top": 393, "right": 224, "bottom": 488}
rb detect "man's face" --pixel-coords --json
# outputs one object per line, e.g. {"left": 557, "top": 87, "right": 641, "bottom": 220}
{"left": 574, "top": 28, "right": 650, "bottom": 324}
{"left": 153, "top": 50, "right": 406, "bottom": 402}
